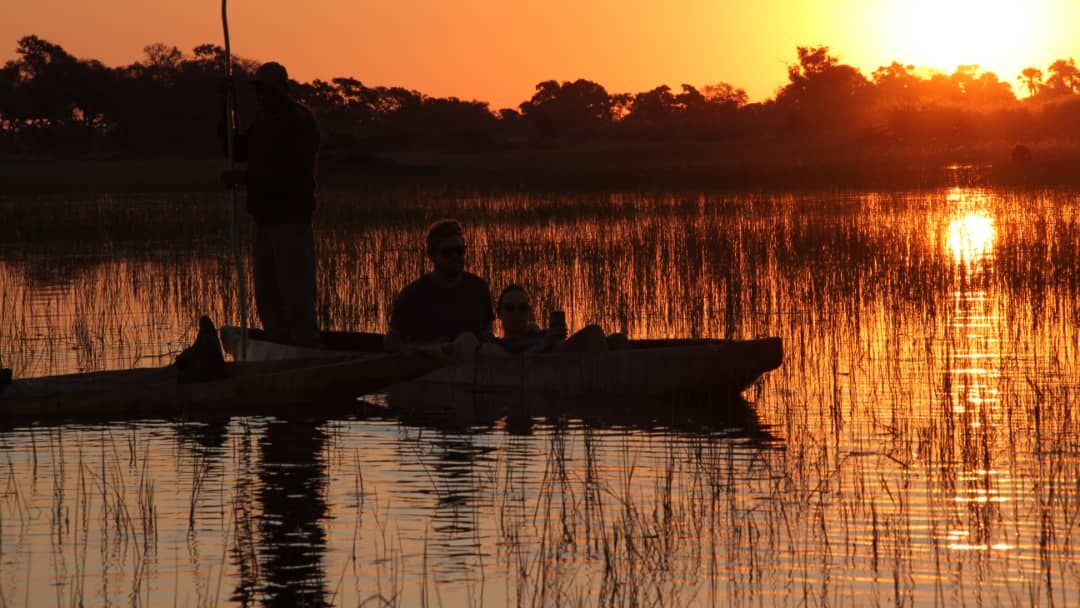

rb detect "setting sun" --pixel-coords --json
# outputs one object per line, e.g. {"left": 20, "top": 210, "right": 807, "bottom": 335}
{"left": 878, "top": 0, "right": 1058, "bottom": 84}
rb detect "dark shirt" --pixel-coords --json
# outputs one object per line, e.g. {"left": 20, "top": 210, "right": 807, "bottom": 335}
{"left": 234, "top": 101, "right": 320, "bottom": 225}
{"left": 389, "top": 273, "right": 495, "bottom": 343}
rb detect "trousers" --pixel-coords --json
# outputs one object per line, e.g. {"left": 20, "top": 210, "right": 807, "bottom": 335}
{"left": 252, "top": 223, "right": 319, "bottom": 346}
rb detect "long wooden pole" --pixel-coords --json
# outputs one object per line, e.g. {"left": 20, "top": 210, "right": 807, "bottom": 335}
{"left": 221, "top": 0, "right": 248, "bottom": 359}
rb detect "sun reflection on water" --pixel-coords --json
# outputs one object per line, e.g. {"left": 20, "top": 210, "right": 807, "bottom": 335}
{"left": 939, "top": 189, "right": 1013, "bottom": 554}
{"left": 946, "top": 212, "right": 996, "bottom": 266}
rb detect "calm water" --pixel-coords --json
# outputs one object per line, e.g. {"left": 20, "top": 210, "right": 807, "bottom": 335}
{"left": 1, "top": 187, "right": 1079, "bottom": 606}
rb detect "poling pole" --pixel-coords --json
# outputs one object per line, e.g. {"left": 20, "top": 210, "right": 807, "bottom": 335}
{"left": 222, "top": 0, "right": 248, "bottom": 359}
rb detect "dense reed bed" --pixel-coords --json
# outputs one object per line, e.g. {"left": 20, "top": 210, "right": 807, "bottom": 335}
{"left": 0, "top": 186, "right": 1078, "bottom": 605}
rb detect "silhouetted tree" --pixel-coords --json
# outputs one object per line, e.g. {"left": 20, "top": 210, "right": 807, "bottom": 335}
{"left": 519, "top": 79, "right": 614, "bottom": 141}
{"left": 701, "top": 83, "right": 748, "bottom": 107}
{"left": 616, "top": 82, "right": 747, "bottom": 139}
{"left": 694, "top": 83, "right": 748, "bottom": 136}
{"left": 1020, "top": 67, "right": 1044, "bottom": 98}
{"left": 1, "top": 36, "right": 117, "bottom": 152}
{"left": 1046, "top": 59, "right": 1080, "bottom": 96}
{"left": 142, "top": 43, "right": 183, "bottom": 75}
{"left": 623, "top": 85, "right": 676, "bottom": 137}
{"left": 950, "top": 65, "right": 1014, "bottom": 107}
{"left": 872, "top": 62, "right": 921, "bottom": 106}
{"left": 774, "top": 45, "right": 871, "bottom": 135}
{"left": 609, "top": 92, "right": 633, "bottom": 121}
{"left": 391, "top": 96, "right": 498, "bottom": 150}
{"left": 0, "top": 61, "right": 18, "bottom": 135}
{"left": 496, "top": 107, "right": 527, "bottom": 141}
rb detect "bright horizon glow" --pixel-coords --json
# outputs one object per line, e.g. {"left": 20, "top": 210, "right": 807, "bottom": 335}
{"left": 4, "top": 0, "right": 1079, "bottom": 108}
{"left": 875, "top": 0, "right": 1057, "bottom": 89}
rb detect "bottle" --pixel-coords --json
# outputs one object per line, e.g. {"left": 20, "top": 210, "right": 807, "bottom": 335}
{"left": 548, "top": 310, "right": 566, "bottom": 332}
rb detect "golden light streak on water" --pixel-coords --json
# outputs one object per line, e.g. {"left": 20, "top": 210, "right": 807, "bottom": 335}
{"left": 940, "top": 188, "right": 1013, "bottom": 555}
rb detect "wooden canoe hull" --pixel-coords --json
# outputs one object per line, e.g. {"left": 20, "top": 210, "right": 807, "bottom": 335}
{"left": 0, "top": 354, "right": 442, "bottom": 422}
{"left": 220, "top": 327, "right": 783, "bottom": 398}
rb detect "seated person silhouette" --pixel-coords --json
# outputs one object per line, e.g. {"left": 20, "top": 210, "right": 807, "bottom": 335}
{"left": 385, "top": 219, "right": 496, "bottom": 355}
{"left": 494, "top": 284, "right": 565, "bottom": 354}
{"left": 494, "top": 284, "right": 629, "bottom": 354}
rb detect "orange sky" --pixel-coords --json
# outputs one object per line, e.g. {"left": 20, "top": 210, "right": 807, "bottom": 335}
{"left": 5, "top": 0, "right": 1079, "bottom": 108}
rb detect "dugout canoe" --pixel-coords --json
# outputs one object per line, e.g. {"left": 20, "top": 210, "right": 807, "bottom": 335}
{"left": 0, "top": 353, "right": 442, "bottom": 422}
{"left": 220, "top": 327, "right": 783, "bottom": 397}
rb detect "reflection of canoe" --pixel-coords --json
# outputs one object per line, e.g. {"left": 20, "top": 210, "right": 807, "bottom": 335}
{"left": 220, "top": 327, "right": 783, "bottom": 398}
{"left": 0, "top": 354, "right": 441, "bottom": 422}
{"left": 372, "top": 385, "right": 779, "bottom": 443}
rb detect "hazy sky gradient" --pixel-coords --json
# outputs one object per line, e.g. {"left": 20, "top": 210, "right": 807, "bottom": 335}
{"left": 5, "top": 0, "right": 1079, "bottom": 108}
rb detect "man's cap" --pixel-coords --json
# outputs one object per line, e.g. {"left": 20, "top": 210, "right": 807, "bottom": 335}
{"left": 251, "top": 61, "right": 289, "bottom": 89}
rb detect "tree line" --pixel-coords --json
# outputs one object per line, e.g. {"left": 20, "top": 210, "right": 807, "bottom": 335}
{"left": 4, "top": 35, "right": 1080, "bottom": 157}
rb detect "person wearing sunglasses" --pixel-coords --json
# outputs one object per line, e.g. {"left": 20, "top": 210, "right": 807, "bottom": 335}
{"left": 494, "top": 285, "right": 567, "bottom": 354}
{"left": 494, "top": 285, "right": 631, "bottom": 354}
{"left": 385, "top": 219, "right": 496, "bottom": 354}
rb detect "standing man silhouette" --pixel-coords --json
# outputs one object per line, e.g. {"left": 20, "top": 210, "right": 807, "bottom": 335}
{"left": 222, "top": 61, "right": 322, "bottom": 346}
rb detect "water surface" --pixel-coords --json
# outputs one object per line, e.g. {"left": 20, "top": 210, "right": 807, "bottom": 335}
{"left": 1, "top": 187, "right": 1078, "bottom": 606}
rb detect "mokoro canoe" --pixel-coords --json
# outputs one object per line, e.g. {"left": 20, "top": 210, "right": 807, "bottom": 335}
{"left": 220, "top": 327, "right": 783, "bottom": 397}
{"left": 0, "top": 353, "right": 442, "bottom": 421}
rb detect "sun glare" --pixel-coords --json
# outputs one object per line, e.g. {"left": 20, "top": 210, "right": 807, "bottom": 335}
{"left": 947, "top": 212, "right": 996, "bottom": 266}
{"left": 881, "top": 0, "right": 1055, "bottom": 80}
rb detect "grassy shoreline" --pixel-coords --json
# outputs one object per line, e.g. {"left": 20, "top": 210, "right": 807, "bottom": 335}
{"left": 3, "top": 139, "right": 1079, "bottom": 196}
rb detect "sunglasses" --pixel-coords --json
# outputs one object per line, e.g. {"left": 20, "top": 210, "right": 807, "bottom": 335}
{"left": 501, "top": 303, "right": 531, "bottom": 313}
{"left": 439, "top": 246, "right": 466, "bottom": 258}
